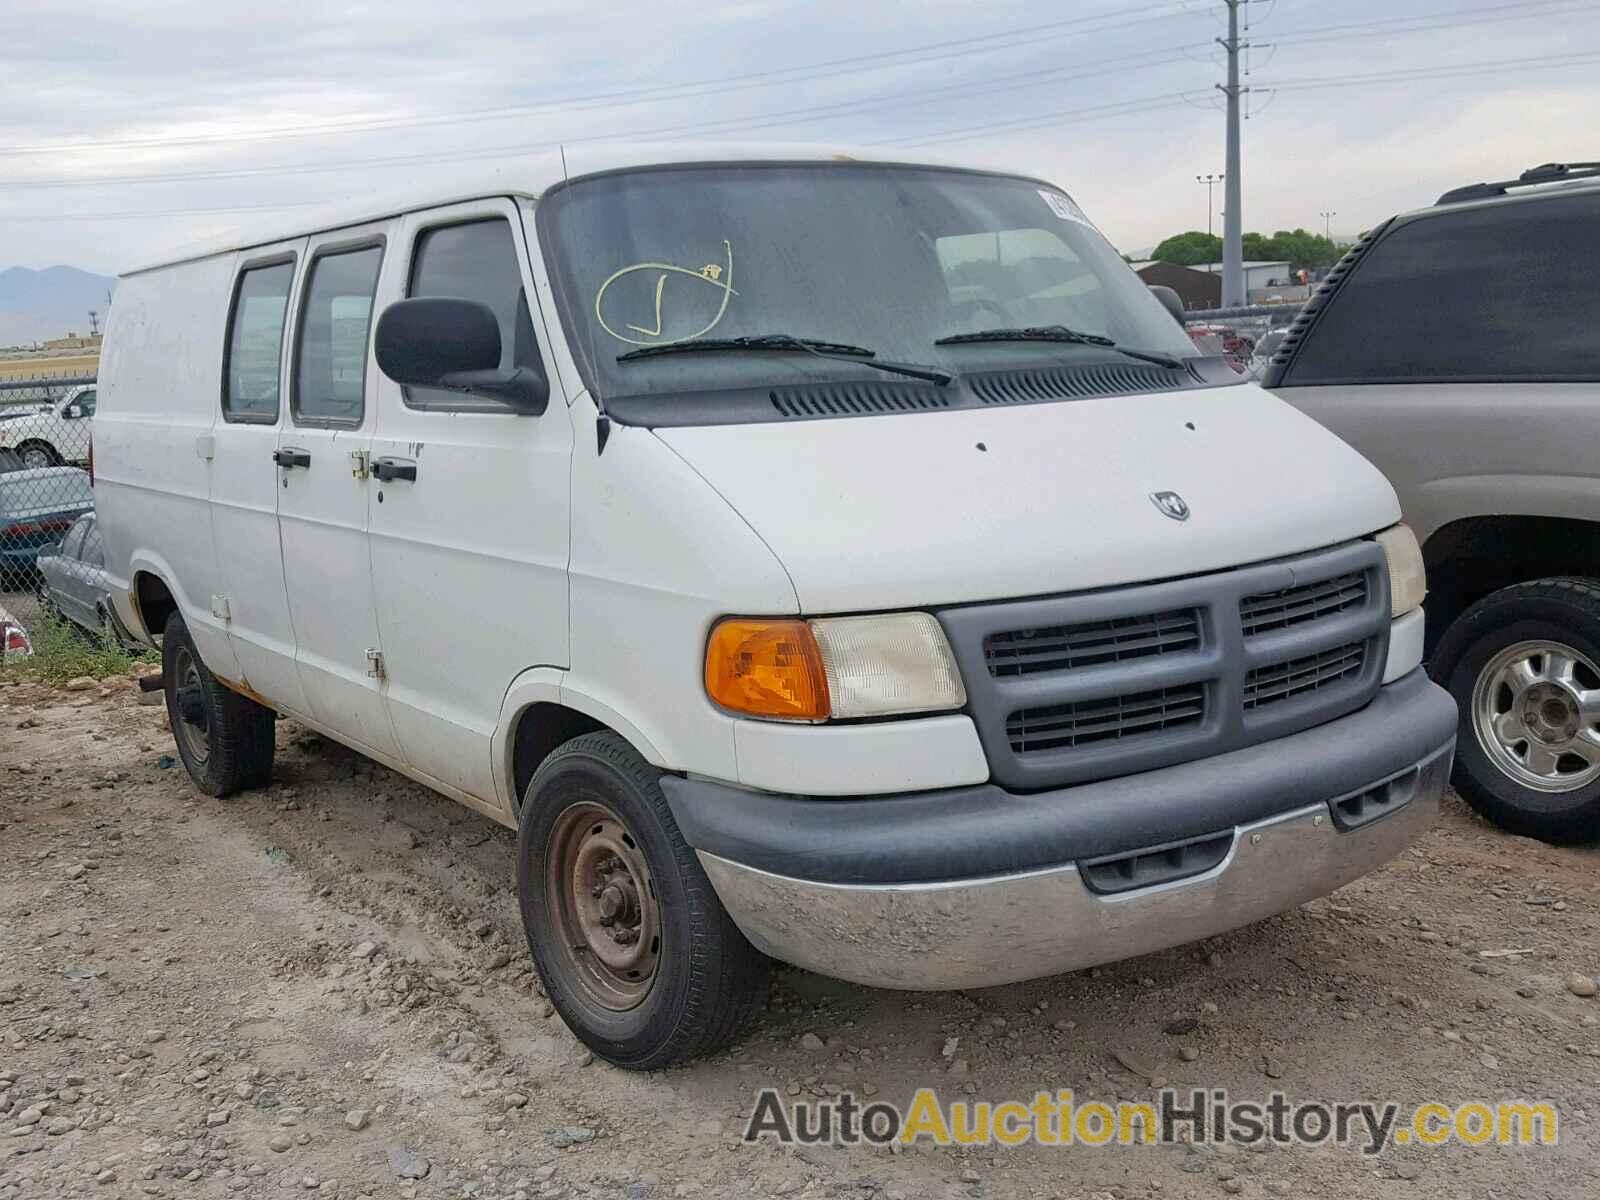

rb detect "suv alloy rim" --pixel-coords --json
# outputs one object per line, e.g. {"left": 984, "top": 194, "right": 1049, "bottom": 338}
{"left": 545, "top": 801, "right": 661, "bottom": 1010}
{"left": 1471, "top": 639, "right": 1600, "bottom": 793}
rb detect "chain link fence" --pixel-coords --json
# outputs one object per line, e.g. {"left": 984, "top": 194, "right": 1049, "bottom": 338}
{"left": 0, "top": 376, "right": 105, "bottom": 662}
{"left": 1180, "top": 303, "right": 1303, "bottom": 377}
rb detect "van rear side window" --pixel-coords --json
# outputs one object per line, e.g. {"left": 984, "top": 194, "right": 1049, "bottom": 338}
{"left": 224, "top": 261, "right": 294, "bottom": 422}
{"left": 405, "top": 218, "right": 541, "bottom": 412}
{"left": 295, "top": 245, "right": 383, "bottom": 425}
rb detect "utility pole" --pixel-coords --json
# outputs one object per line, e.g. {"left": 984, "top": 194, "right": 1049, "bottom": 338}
{"left": 1319, "top": 209, "right": 1337, "bottom": 240}
{"left": 1196, "top": 173, "right": 1224, "bottom": 238}
{"left": 87, "top": 310, "right": 100, "bottom": 337}
{"left": 1217, "top": 0, "right": 1248, "bottom": 307}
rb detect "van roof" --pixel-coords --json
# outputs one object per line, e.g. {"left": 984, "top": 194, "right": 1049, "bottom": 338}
{"left": 122, "top": 141, "right": 1006, "bottom": 276}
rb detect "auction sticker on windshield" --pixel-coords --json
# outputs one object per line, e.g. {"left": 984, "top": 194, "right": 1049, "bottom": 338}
{"left": 1039, "top": 189, "right": 1094, "bottom": 228}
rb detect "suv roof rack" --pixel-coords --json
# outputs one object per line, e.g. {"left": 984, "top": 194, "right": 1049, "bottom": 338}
{"left": 1437, "top": 161, "right": 1600, "bottom": 205}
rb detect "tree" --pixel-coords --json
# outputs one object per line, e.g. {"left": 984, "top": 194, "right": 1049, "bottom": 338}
{"left": 1149, "top": 231, "right": 1222, "bottom": 266}
{"left": 1149, "top": 227, "right": 1341, "bottom": 272}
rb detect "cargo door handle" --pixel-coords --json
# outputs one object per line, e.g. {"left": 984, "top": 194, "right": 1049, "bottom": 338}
{"left": 372, "top": 457, "right": 417, "bottom": 483}
{"left": 272, "top": 448, "right": 311, "bottom": 469}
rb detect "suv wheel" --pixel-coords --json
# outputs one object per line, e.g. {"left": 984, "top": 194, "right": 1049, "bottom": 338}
{"left": 516, "top": 731, "right": 768, "bottom": 1069}
{"left": 161, "top": 611, "right": 276, "bottom": 796}
{"left": 1434, "top": 578, "right": 1600, "bottom": 842}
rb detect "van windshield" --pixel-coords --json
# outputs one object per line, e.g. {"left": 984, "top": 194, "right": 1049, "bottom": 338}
{"left": 539, "top": 163, "right": 1196, "bottom": 406}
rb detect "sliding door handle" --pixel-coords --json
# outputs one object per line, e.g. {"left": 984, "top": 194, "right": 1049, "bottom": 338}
{"left": 373, "top": 457, "right": 417, "bottom": 483}
{"left": 272, "top": 448, "right": 311, "bottom": 469}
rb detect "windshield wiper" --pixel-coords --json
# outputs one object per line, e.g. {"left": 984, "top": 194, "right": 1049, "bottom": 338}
{"left": 617, "top": 334, "right": 952, "bottom": 385}
{"left": 935, "top": 325, "right": 1183, "bottom": 370}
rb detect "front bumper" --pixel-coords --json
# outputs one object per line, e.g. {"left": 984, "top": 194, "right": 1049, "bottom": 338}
{"left": 663, "top": 668, "right": 1456, "bottom": 990}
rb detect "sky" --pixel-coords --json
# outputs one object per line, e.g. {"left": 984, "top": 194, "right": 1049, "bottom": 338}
{"left": 3, "top": 0, "right": 1598, "bottom": 274}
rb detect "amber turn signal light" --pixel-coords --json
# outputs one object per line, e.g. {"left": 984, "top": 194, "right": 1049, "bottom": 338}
{"left": 704, "top": 619, "right": 831, "bottom": 721}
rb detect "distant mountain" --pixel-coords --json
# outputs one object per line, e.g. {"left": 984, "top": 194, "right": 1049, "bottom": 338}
{"left": 0, "top": 265, "right": 117, "bottom": 348}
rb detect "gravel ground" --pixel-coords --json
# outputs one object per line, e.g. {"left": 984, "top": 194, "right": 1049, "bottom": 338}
{"left": 2, "top": 671, "right": 1598, "bottom": 1200}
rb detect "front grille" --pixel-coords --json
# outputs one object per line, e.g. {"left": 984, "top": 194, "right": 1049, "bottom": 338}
{"left": 937, "top": 540, "right": 1391, "bottom": 791}
{"left": 985, "top": 608, "right": 1200, "bottom": 677}
{"left": 1007, "top": 684, "right": 1205, "bottom": 753}
{"left": 1244, "top": 643, "right": 1366, "bottom": 709}
{"left": 1240, "top": 571, "right": 1367, "bottom": 637}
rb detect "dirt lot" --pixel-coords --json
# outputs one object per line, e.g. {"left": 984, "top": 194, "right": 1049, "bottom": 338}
{"left": 2, "top": 674, "right": 1598, "bottom": 1200}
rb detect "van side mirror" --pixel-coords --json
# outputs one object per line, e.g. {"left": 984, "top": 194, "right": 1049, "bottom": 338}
{"left": 1147, "top": 285, "right": 1187, "bottom": 325}
{"left": 375, "top": 298, "right": 548, "bottom": 414}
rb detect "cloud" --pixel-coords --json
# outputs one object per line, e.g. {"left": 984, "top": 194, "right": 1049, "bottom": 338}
{"left": 2, "top": 0, "right": 1596, "bottom": 271}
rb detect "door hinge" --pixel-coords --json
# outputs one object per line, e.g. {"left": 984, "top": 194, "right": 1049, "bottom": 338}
{"left": 210, "top": 595, "right": 231, "bottom": 622}
{"left": 365, "top": 649, "right": 386, "bottom": 679}
{"left": 349, "top": 449, "right": 371, "bottom": 480}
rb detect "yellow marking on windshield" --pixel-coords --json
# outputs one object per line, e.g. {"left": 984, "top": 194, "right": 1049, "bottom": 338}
{"left": 595, "top": 240, "right": 736, "bottom": 346}
{"left": 627, "top": 274, "right": 668, "bottom": 337}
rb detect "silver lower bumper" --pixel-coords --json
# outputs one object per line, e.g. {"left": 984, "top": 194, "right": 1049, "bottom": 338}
{"left": 698, "top": 752, "right": 1447, "bottom": 990}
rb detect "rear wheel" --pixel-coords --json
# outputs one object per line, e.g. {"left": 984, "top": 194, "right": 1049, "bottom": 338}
{"left": 161, "top": 611, "right": 275, "bottom": 796}
{"left": 516, "top": 731, "right": 768, "bottom": 1069}
{"left": 1434, "top": 578, "right": 1600, "bottom": 842}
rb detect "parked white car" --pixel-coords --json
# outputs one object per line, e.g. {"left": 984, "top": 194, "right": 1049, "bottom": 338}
{"left": 0, "top": 385, "right": 96, "bottom": 469}
{"left": 93, "top": 143, "right": 1456, "bottom": 1068}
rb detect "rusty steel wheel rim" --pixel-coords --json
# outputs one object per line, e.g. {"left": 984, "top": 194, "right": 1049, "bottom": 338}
{"left": 171, "top": 644, "right": 211, "bottom": 767}
{"left": 545, "top": 800, "right": 661, "bottom": 1011}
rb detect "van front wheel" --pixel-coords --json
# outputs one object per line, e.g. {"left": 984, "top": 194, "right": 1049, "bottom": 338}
{"left": 516, "top": 732, "right": 768, "bottom": 1069}
{"left": 161, "top": 611, "right": 276, "bottom": 797}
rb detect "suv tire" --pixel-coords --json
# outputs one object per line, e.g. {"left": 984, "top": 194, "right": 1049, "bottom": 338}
{"left": 1433, "top": 577, "right": 1600, "bottom": 842}
{"left": 516, "top": 731, "right": 768, "bottom": 1069}
{"left": 162, "top": 611, "right": 276, "bottom": 796}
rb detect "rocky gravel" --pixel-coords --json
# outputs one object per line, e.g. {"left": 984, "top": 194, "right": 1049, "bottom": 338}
{"left": 3, "top": 671, "right": 1599, "bottom": 1198}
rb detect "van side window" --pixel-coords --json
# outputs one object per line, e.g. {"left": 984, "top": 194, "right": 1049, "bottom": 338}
{"left": 223, "top": 261, "right": 294, "bottom": 422}
{"left": 294, "top": 245, "right": 383, "bottom": 425}
{"left": 405, "top": 219, "right": 541, "bottom": 411}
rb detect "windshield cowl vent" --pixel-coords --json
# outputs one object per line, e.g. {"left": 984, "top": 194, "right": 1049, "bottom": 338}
{"left": 769, "top": 381, "right": 951, "bottom": 419}
{"left": 968, "top": 363, "right": 1181, "bottom": 406}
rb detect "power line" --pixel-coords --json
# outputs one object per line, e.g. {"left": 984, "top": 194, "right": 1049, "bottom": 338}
{"left": 8, "top": 1, "right": 1591, "bottom": 192}
{"left": 0, "top": 0, "right": 1199, "bottom": 158}
{"left": 1259, "top": 49, "right": 1600, "bottom": 91}
{"left": 874, "top": 92, "right": 1194, "bottom": 146}
{"left": 1274, "top": 0, "right": 1596, "bottom": 48}
{"left": 1, "top": 47, "right": 1201, "bottom": 192}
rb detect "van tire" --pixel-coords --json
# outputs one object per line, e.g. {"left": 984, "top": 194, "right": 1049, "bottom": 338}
{"left": 162, "top": 611, "right": 276, "bottom": 797}
{"left": 516, "top": 731, "right": 768, "bottom": 1069}
{"left": 1432, "top": 577, "right": 1600, "bottom": 843}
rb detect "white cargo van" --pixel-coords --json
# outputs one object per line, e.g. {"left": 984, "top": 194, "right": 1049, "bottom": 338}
{"left": 96, "top": 144, "right": 1456, "bottom": 1068}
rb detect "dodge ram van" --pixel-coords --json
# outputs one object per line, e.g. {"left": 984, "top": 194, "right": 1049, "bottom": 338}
{"left": 95, "top": 144, "right": 1457, "bottom": 1068}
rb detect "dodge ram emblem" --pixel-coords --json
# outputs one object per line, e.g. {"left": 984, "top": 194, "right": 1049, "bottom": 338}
{"left": 1150, "top": 491, "right": 1190, "bottom": 521}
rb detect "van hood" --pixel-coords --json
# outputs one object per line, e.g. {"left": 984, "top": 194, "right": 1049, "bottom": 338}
{"left": 654, "top": 383, "right": 1401, "bottom": 613}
